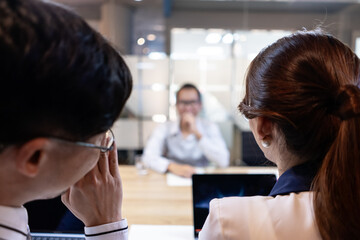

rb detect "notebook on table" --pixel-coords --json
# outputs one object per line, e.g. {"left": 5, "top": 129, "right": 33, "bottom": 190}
{"left": 192, "top": 173, "right": 277, "bottom": 239}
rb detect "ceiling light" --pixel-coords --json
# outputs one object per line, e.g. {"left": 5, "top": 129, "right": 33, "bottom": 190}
{"left": 142, "top": 47, "right": 149, "bottom": 54}
{"left": 152, "top": 114, "right": 167, "bottom": 123}
{"left": 137, "top": 37, "right": 145, "bottom": 46}
{"left": 205, "top": 33, "right": 222, "bottom": 44}
{"left": 151, "top": 83, "right": 166, "bottom": 91}
{"left": 222, "top": 33, "right": 234, "bottom": 44}
{"left": 148, "top": 52, "right": 166, "bottom": 60}
{"left": 147, "top": 34, "right": 157, "bottom": 41}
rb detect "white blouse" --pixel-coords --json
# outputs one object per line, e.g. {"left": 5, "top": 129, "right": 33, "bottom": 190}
{"left": 199, "top": 192, "right": 322, "bottom": 240}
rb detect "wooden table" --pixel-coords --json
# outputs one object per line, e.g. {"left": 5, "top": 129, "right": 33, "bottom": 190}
{"left": 119, "top": 165, "right": 278, "bottom": 227}
{"left": 120, "top": 165, "right": 192, "bottom": 226}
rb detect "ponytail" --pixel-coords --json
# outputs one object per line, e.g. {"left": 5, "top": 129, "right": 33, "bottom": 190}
{"left": 312, "top": 85, "right": 360, "bottom": 239}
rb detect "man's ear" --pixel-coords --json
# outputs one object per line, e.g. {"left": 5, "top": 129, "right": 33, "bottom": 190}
{"left": 14, "top": 138, "right": 50, "bottom": 178}
{"left": 254, "top": 116, "right": 273, "bottom": 140}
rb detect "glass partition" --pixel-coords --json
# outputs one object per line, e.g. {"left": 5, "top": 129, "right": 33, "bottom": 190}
{"left": 117, "top": 29, "right": 292, "bottom": 165}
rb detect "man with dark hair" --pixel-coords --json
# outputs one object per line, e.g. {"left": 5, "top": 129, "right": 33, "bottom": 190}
{"left": 0, "top": 0, "right": 132, "bottom": 239}
{"left": 143, "top": 83, "right": 229, "bottom": 178}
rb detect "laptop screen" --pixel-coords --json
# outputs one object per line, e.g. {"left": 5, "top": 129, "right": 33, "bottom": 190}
{"left": 192, "top": 173, "right": 277, "bottom": 238}
{"left": 25, "top": 196, "right": 85, "bottom": 239}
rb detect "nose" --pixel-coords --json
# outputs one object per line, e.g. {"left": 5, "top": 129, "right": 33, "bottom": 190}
{"left": 183, "top": 104, "right": 192, "bottom": 112}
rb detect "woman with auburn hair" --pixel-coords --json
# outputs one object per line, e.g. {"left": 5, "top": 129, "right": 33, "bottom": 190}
{"left": 199, "top": 30, "right": 360, "bottom": 240}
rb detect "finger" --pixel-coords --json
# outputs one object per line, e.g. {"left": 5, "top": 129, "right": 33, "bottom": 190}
{"left": 97, "top": 150, "right": 109, "bottom": 175}
{"left": 109, "top": 142, "right": 120, "bottom": 177}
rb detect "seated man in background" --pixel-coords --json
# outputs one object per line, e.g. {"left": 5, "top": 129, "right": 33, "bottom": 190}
{"left": 143, "top": 84, "right": 229, "bottom": 178}
{"left": 0, "top": 0, "right": 132, "bottom": 239}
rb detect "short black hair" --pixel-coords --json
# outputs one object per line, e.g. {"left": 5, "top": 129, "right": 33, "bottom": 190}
{"left": 176, "top": 83, "right": 201, "bottom": 102}
{"left": 0, "top": 0, "right": 132, "bottom": 144}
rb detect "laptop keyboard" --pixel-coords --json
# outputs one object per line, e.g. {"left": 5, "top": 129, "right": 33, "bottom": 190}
{"left": 31, "top": 233, "right": 85, "bottom": 240}
{"left": 32, "top": 237, "right": 84, "bottom": 240}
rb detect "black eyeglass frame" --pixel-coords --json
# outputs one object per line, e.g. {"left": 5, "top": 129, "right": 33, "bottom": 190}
{"left": 0, "top": 130, "right": 115, "bottom": 153}
{"left": 176, "top": 100, "right": 201, "bottom": 106}
{"left": 52, "top": 129, "right": 115, "bottom": 153}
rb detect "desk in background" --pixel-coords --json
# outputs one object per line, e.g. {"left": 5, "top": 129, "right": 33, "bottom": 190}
{"left": 119, "top": 165, "right": 278, "bottom": 227}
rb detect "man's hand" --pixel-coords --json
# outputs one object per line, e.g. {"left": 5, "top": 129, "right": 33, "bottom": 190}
{"left": 181, "top": 112, "right": 196, "bottom": 132}
{"left": 61, "top": 143, "right": 123, "bottom": 227}
{"left": 180, "top": 113, "right": 202, "bottom": 139}
{"left": 167, "top": 162, "right": 196, "bottom": 178}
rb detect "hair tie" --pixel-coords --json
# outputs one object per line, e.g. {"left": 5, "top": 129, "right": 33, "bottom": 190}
{"left": 332, "top": 84, "right": 360, "bottom": 120}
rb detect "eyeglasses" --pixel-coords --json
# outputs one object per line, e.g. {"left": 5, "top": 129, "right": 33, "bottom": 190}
{"left": 242, "top": 114, "right": 249, "bottom": 122}
{"left": 52, "top": 129, "right": 115, "bottom": 153}
{"left": 176, "top": 100, "right": 200, "bottom": 107}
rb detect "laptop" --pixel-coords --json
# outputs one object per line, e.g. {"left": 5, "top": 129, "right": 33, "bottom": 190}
{"left": 31, "top": 232, "right": 85, "bottom": 239}
{"left": 25, "top": 197, "right": 85, "bottom": 240}
{"left": 192, "top": 173, "right": 277, "bottom": 239}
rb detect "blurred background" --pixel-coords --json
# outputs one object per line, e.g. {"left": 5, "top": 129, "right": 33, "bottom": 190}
{"left": 53, "top": 0, "right": 360, "bottom": 166}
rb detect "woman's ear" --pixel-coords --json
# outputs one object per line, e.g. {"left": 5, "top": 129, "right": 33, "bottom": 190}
{"left": 250, "top": 116, "right": 273, "bottom": 142}
{"left": 255, "top": 116, "right": 273, "bottom": 139}
{"left": 14, "top": 138, "right": 50, "bottom": 178}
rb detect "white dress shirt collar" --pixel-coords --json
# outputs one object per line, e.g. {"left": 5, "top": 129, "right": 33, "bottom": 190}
{"left": 0, "top": 205, "right": 29, "bottom": 240}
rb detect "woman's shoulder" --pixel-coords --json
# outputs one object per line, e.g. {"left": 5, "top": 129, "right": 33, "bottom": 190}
{"left": 208, "top": 192, "right": 320, "bottom": 240}
{"left": 211, "top": 192, "right": 314, "bottom": 218}
{"left": 213, "top": 191, "right": 313, "bottom": 204}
